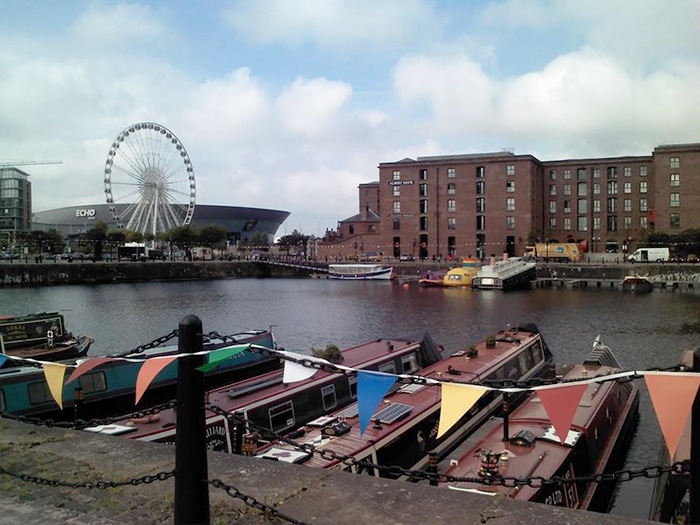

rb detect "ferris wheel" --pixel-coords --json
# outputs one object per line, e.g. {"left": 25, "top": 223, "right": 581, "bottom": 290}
{"left": 104, "top": 122, "right": 196, "bottom": 236}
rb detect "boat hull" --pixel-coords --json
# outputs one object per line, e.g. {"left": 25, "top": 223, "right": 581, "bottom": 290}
{"left": 0, "top": 330, "right": 280, "bottom": 421}
{"left": 622, "top": 276, "right": 654, "bottom": 293}
{"left": 442, "top": 341, "right": 639, "bottom": 512}
{"left": 328, "top": 264, "right": 393, "bottom": 280}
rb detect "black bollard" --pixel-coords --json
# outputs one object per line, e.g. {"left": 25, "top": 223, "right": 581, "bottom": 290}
{"left": 691, "top": 348, "right": 700, "bottom": 524}
{"left": 174, "top": 315, "right": 210, "bottom": 525}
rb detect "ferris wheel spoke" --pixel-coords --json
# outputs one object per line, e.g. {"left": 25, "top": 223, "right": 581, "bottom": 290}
{"left": 111, "top": 162, "right": 148, "bottom": 184}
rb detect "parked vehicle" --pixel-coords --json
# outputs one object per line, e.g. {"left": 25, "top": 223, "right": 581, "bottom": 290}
{"left": 627, "top": 247, "right": 670, "bottom": 263}
{"left": 524, "top": 243, "right": 582, "bottom": 262}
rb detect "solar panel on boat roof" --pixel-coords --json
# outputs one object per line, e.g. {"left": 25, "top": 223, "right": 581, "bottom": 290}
{"left": 371, "top": 402, "right": 413, "bottom": 424}
{"left": 335, "top": 402, "right": 359, "bottom": 419}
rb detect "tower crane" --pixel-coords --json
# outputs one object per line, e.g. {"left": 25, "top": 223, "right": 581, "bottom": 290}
{"left": 0, "top": 160, "right": 63, "bottom": 168}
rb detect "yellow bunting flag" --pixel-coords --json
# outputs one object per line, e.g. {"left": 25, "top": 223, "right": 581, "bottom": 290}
{"left": 135, "top": 356, "right": 178, "bottom": 405}
{"left": 43, "top": 362, "right": 68, "bottom": 410}
{"left": 644, "top": 372, "right": 700, "bottom": 458}
{"left": 437, "top": 383, "right": 489, "bottom": 438}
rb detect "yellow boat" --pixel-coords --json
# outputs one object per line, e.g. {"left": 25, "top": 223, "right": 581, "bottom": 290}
{"left": 442, "top": 258, "right": 480, "bottom": 287}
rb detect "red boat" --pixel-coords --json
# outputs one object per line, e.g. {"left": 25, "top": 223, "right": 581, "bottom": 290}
{"left": 441, "top": 339, "right": 639, "bottom": 512}
{"left": 86, "top": 332, "right": 444, "bottom": 451}
{"left": 254, "top": 324, "right": 556, "bottom": 477}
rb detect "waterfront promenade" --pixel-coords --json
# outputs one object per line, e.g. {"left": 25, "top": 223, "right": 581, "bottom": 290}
{"left": 2, "top": 255, "right": 700, "bottom": 288}
{"left": 0, "top": 418, "right": 651, "bottom": 525}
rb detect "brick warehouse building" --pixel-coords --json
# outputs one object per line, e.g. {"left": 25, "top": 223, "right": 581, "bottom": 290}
{"left": 317, "top": 142, "right": 700, "bottom": 261}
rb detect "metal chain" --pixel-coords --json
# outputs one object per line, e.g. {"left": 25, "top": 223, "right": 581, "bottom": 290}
{"left": 208, "top": 403, "right": 691, "bottom": 488}
{"left": 109, "top": 330, "right": 179, "bottom": 357}
{"left": 0, "top": 465, "right": 174, "bottom": 489}
{"left": 0, "top": 400, "right": 177, "bottom": 430}
{"left": 209, "top": 479, "right": 307, "bottom": 525}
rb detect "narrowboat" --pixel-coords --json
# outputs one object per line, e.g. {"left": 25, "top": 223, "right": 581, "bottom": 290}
{"left": 621, "top": 275, "right": 654, "bottom": 294}
{"left": 328, "top": 264, "right": 394, "bottom": 280}
{"left": 254, "top": 324, "right": 556, "bottom": 478}
{"left": 0, "top": 329, "right": 281, "bottom": 421}
{"left": 441, "top": 339, "right": 639, "bottom": 513}
{"left": 0, "top": 311, "right": 93, "bottom": 363}
{"left": 87, "top": 332, "right": 444, "bottom": 451}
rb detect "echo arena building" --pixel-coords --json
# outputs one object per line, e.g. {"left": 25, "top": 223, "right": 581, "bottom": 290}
{"left": 32, "top": 204, "right": 290, "bottom": 244}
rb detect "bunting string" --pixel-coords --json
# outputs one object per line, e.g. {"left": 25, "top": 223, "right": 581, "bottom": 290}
{"left": 2, "top": 342, "right": 698, "bottom": 458}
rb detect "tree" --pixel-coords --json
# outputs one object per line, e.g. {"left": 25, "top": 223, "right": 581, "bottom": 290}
{"left": 276, "top": 230, "right": 310, "bottom": 255}
{"left": 198, "top": 224, "right": 227, "bottom": 246}
{"left": 249, "top": 231, "right": 270, "bottom": 251}
{"left": 85, "top": 222, "right": 109, "bottom": 260}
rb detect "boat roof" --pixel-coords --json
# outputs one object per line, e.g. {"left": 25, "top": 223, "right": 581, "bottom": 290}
{"left": 258, "top": 326, "right": 549, "bottom": 469}
{"left": 110, "top": 335, "right": 432, "bottom": 439}
{"left": 441, "top": 361, "right": 636, "bottom": 500}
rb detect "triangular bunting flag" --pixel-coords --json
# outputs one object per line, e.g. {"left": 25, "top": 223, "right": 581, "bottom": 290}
{"left": 197, "top": 344, "right": 250, "bottom": 373}
{"left": 43, "top": 362, "right": 68, "bottom": 410}
{"left": 357, "top": 371, "right": 398, "bottom": 436}
{"left": 437, "top": 383, "right": 488, "bottom": 438}
{"left": 66, "top": 357, "right": 114, "bottom": 384}
{"left": 282, "top": 351, "right": 327, "bottom": 383}
{"left": 136, "top": 356, "right": 178, "bottom": 405}
{"left": 644, "top": 373, "right": 700, "bottom": 458}
{"left": 537, "top": 383, "right": 588, "bottom": 443}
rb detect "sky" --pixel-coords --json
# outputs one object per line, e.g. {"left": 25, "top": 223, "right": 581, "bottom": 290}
{"left": 1, "top": 0, "right": 699, "bottom": 237}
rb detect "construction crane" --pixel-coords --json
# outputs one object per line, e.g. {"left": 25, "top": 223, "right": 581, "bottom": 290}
{"left": 0, "top": 160, "right": 63, "bottom": 168}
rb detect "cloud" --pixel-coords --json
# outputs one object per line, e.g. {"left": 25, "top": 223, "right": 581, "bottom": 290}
{"left": 1, "top": 1, "right": 699, "bottom": 238}
{"left": 221, "top": 0, "right": 444, "bottom": 53}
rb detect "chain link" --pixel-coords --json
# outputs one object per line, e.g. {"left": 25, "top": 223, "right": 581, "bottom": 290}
{"left": 109, "top": 330, "right": 179, "bottom": 357}
{"left": 207, "top": 403, "right": 691, "bottom": 489}
{"left": 1, "top": 400, "right": 177, "bottom": 430}
{"left": 0, "top": 465, "right": 174, "bottom": 489}
{"left": 209, "top": 479, "right": 307, "bottom": 525}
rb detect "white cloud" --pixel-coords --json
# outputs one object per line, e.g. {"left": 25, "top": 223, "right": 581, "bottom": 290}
{"left": 1, "top": 1, "right": 699, "bottom": 236}
{"left": 222, "top": 0, "right": 444, "bottom": 53}
{"left": 68, "top": 3, "right": 167, "bottom": 48}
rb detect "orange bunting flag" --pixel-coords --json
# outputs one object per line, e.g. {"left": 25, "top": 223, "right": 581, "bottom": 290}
{"left": 437, "top": 383, "right": 488, "bottom": 438}
{"left": 536, "top": 383, "right": 588, "bottom": 443}
{"left": 135, "top": 356, "right": 178, "bottom": 405}
{"left": 66, "top": 357, "right": 114, "bottom": 384}
{"left": 43, "top": 362, "right": 68, "bottom": 410}
{"left": 644, "top": 373, "right": 700, "bottom": 458}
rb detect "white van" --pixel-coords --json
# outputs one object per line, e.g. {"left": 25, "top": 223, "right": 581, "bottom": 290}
{"left": 627, "top": 247, "right": 670, "bottom": 263}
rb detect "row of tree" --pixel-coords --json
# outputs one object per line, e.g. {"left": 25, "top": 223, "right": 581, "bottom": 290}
{"left": 13, "top": 222, "right": 315, "bottom": 259}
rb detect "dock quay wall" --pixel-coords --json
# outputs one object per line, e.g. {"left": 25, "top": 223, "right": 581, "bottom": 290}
{"left": 2, "top": 259, "right": 700, "bottom": 288}
{"left": 0, "top": 418, "right": 650, "bottom": 525}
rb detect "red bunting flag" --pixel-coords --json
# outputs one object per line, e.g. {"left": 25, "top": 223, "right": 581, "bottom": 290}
{"left": 536, "top": 383, "right": 588, "bottom": 443}
{"left": 644, "top": 373, "right": 700, "bottom": 458}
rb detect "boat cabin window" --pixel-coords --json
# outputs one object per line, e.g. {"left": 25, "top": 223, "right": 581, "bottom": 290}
{"left": 0, "top": 389, "right": 5, "bottom": 412}
{"left": 28, "top": 382, "right": 53, "bottom": 405}
{"left": 348, "top": 376, "right": 358, "bottom": 399}
{"left": 269, "top": 401, "right": 295, "bottom": 432}
{"left": 401, "top": 354, "right": 419, "bottom": 374}
{"left": 378, "top": 361, "right": 397, "bottom": 375}
{"left": 78, "top": 371, "right": 107, "bottom": 395}
{"left": 321, "top": 385, "right": 337, "bottom": 411}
